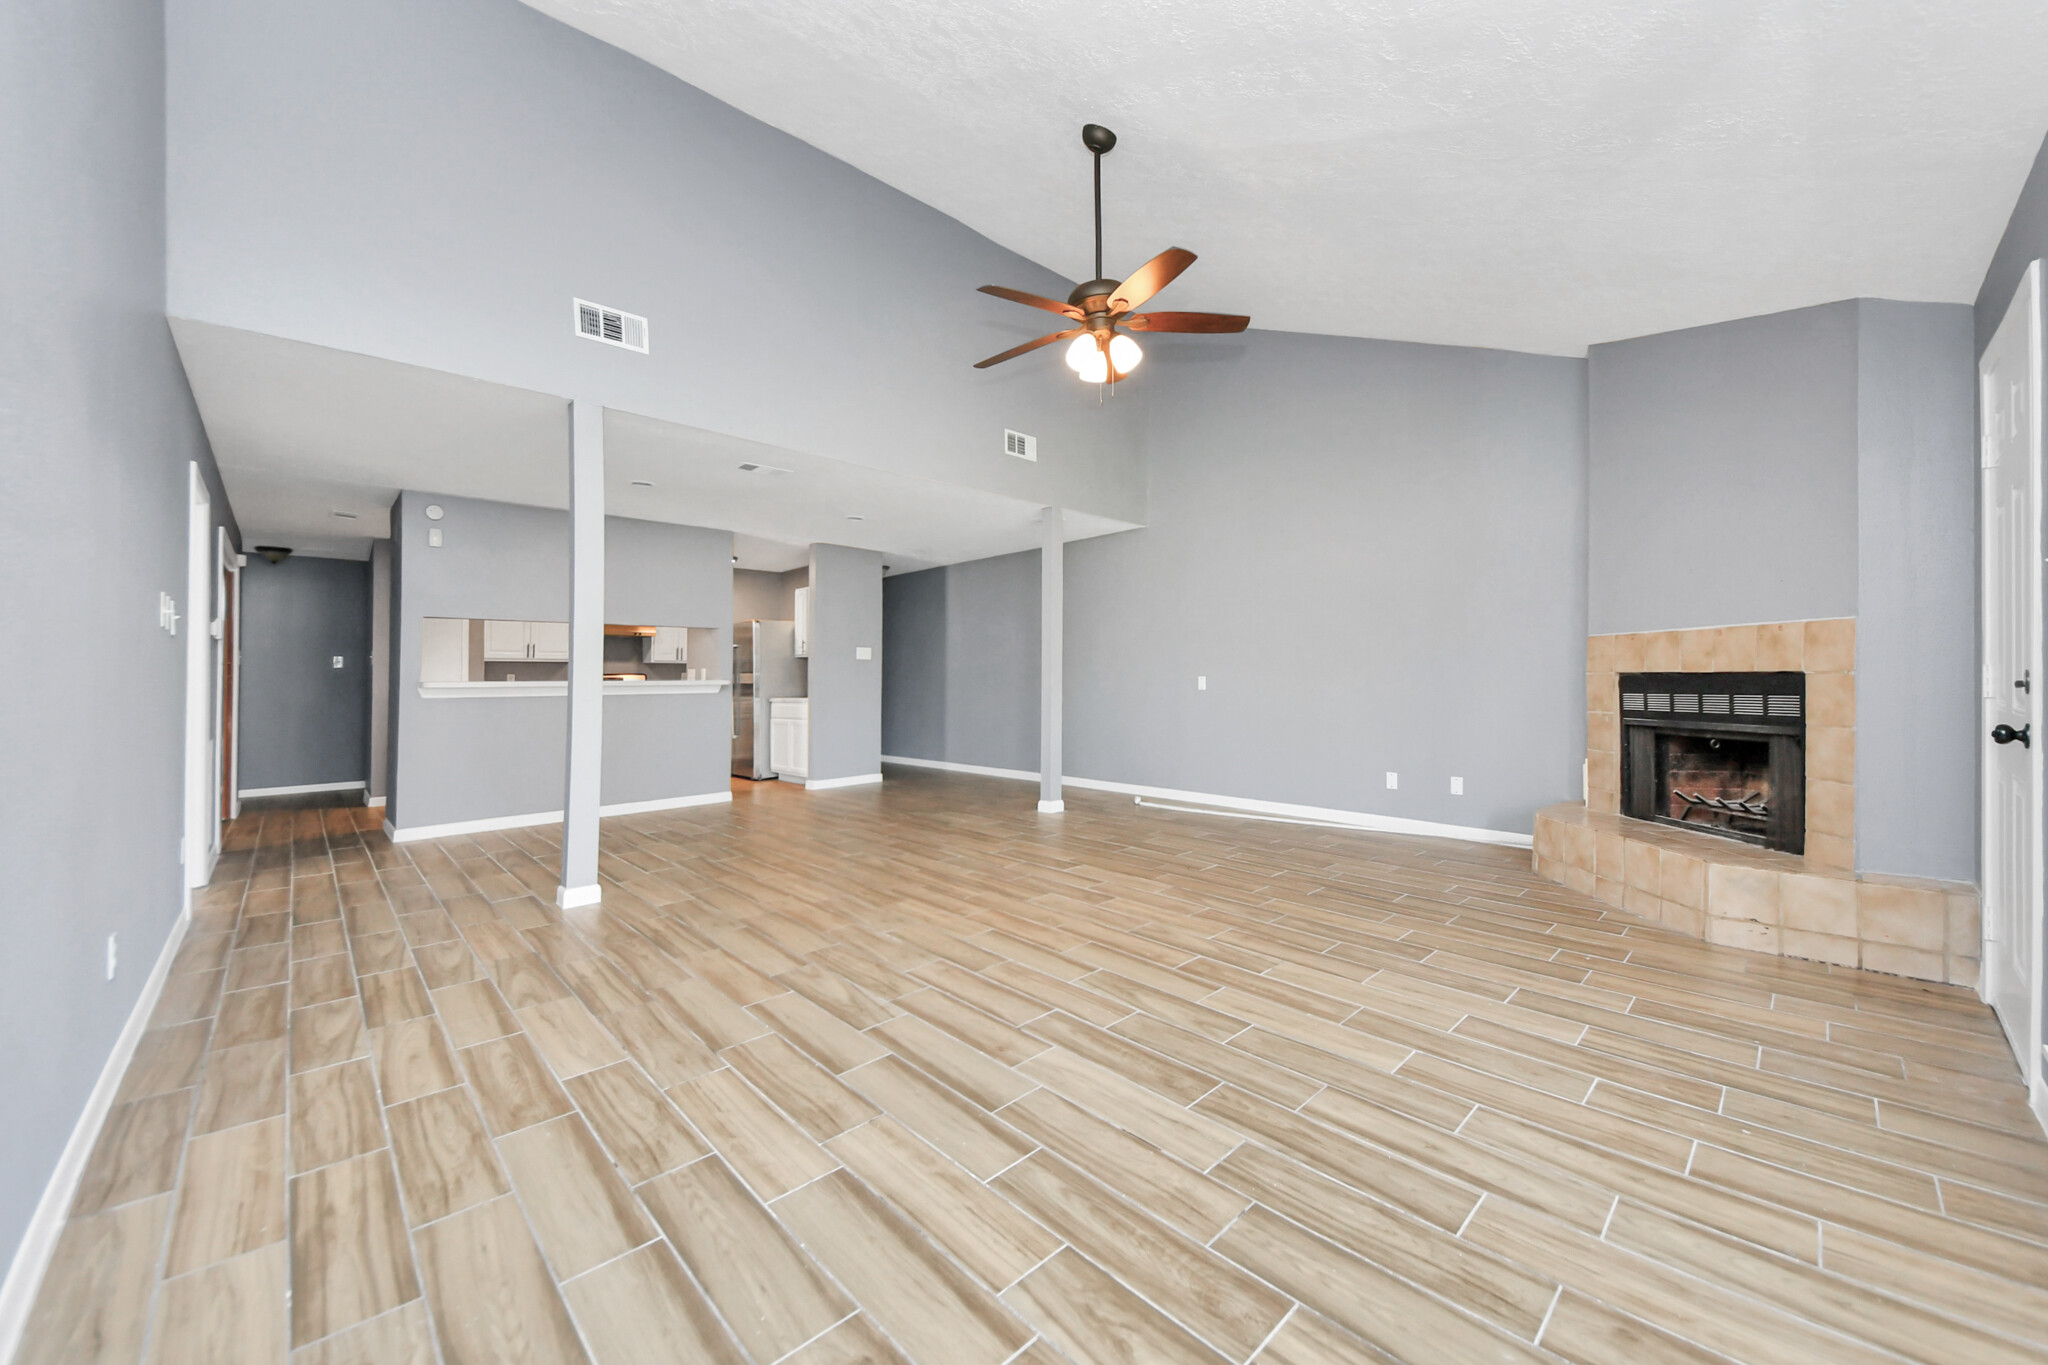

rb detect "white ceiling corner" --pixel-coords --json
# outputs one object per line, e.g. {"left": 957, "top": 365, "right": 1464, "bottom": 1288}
{"left": 519, "top": 0, "right": 2048, "bottom": 355}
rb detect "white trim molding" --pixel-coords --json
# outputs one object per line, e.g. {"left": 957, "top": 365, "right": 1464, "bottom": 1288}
{"left": 0, "top": 904, "right": 191, "bottom": 1361}
{"left": 384, "top": 790, "right": 732, "bottom": 843}
{"left": 882, "top": 755, "right": 1038, "bottom": 783}
{"left": 556, "top": 884, "right": 602, "bottom": 910}
{"left": 803, "top": 773, "right": 884, "bottom": 790}
{"left": 880, "top": 755, "right": 1532, "bottom": 848}
{"left": 238, "top": 780, "right": 366, "bottom": 798}
{"left": 1038, "top": 799, "right": 1066, "bottom": 814}
{"left": 365, "top": 795, "right": 387, "bottom": 809}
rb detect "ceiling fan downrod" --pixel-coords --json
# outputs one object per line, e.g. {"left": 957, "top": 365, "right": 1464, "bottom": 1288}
{"left": 1083, "top": 123, "right": 1116, "bottom": 284}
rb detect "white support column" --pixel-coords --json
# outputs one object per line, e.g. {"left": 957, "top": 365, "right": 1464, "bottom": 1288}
{"left": 557, "top": 399, "right": 605, "bottom": 909}
{"left": 1039, "top": 506, "right": 1064, "bottom": 814}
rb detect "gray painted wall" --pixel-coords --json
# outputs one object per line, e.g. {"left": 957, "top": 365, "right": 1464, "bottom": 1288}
{"left": 1855, "top": 302, "right": 1978, "bottom": 882}
{"left": 1050, "top": 329, "right": 1588, "bottom": 836}
{"left": 807, "top": 544, "right": 884, "bottom": 783}
{"left": 165, "top": 0, "right": 1143, "bottom": 524}
{"left": 1588, "top": 302, "right": 1862, "bottom": 635}
{"left": 388, "top": 492, "right": 732, "bottom": 829}
{"left": 734, "top": 567, "right": 806, "bottom": 625}
{"left": 1976, "top": 130, "right": 2048, "bottom": 356}
{"left": 883, "top": 551, "right": 1041, "bottom": 773}
{"left": 0, "top": 0, "right": 239, "bottom": 1271}
{"left": 238, "top": 556, "right": 372, "bottom": 792}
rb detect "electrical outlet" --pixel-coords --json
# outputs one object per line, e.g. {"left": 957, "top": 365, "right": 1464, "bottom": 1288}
{"left": 332, "top": 656, "right": 344, "bottom": 669}
{"left": 1197, "top": 676, "right": 1207, "bottom": 690}
{"left": 1450, "top": 776, "right": 1464, "bottom": 795}
{"left": 1385, "top": 772, "right": 1399, "bottom": 790}
{"left": 855, "top": 646, "right": 872, "bottom": 660}
{"left": 106, "top": 933, "right": 117, "bottom": 981}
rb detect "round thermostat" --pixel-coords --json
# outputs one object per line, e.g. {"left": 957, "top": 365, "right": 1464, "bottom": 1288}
{"left": 424, "top": 504, "right": 444, "bottom": 521}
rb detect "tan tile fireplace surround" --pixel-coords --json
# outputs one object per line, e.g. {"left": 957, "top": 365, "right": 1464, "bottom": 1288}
{"left": 1534, "top": 618, "right": 1981, "bottom": 986}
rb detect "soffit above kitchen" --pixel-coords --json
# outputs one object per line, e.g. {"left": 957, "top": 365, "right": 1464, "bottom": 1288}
{"left": 171, "top": 318, "right": 1133, "bottom": 567}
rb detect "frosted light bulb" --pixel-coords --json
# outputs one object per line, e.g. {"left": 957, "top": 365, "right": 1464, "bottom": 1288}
{"left": 1108, "top": 334, "right": 1143, "bottom": 374}
{"left": 1064, "top": 335, "right": 1098, "bottom": 372}
{"left": 1075, "top": 348, "right": 1109, "bottom": 384}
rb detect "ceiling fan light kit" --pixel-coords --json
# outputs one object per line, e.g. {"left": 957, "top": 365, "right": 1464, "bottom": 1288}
{"left": 975, "top": 123, "right": 1249, "bottom": 386}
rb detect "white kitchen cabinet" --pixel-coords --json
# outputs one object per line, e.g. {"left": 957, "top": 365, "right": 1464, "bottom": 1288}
{"left": 770, "top": 697, "right": 809, "bottom": 779}
{"left": 528, "top": 620, "right": 571, "bottom": 660}
{"left": 642, "top": 626, "right": 688, "bottom": 665}
{"left": 419, "top": 617, "right": 470, "bottom": 683}
{"left": 482, "top": 619, "right": 529, "bottom": 660}
{"left": 482, "top": 619, "right": 571, "bottom": 661}
{"left": 793, "top": 587, "right": 811, "bottom": 658}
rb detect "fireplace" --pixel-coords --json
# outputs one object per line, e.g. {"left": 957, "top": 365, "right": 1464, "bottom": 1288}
{"left": 1618, "top": 671, "right": 1805, "bottom": 854}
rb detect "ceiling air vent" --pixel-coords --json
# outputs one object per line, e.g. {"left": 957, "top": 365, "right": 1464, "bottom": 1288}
{"left": 1004, "top": 429, "right": 1038, "bottom": 461}
{"left": 573, "top": 298, "right": 648, "bottom": 354}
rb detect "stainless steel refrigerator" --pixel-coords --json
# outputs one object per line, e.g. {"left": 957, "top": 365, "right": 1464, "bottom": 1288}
{"left": 732, "top": 619, "right": 805, "bottom": 779}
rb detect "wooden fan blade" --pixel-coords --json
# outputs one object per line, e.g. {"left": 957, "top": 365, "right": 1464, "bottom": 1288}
{"left": 978, "top": 285, "right": 1084, "bottom": 320}
{"left": 1109, "top": 248, "right": 1196, "bottom": 312}
{"left": 1121, "top": 311, "right": 1250, "bottom": 333}
{"left": 973, "top": 328, "right": 1081, "bottom": 369}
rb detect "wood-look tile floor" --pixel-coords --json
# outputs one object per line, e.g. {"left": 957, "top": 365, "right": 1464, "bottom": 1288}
{"left": 21, "top": 768, "right": 2048, "bottom": 1364}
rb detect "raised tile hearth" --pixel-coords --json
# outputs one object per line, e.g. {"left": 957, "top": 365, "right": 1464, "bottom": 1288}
{"left": 1535, "top": 802, "right": 1979, "bottom": 986}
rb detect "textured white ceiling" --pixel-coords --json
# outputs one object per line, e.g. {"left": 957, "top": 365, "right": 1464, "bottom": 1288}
{"left": 521, "top": 0, "right": 2048, "bottom": 355}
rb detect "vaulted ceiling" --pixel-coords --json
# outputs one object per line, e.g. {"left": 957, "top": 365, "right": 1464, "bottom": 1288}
{"left": 520, "top": 0, "right": 2048, "bottom": 355}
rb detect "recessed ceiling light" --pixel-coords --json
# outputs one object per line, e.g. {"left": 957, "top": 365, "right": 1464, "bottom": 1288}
{"left": 331, "top": 511, "right": 358, "bottom": 520}
{"left": 846, "top": 515, "right": 865, "bottom": 521}
{"left": 630, "top": 479, "right": 654, "bottom": 487}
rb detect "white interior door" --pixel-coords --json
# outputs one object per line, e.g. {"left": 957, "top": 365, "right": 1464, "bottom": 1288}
{"left": 1980, "top": 259, "right": 2045, "bottom": 1120}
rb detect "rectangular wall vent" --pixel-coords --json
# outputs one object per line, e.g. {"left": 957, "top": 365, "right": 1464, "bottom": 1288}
{"left": 1004, "top": 429, "right": 1038, "bottom": 461}
{"left": 574, "top": 298, "right": 649, "bottom": 353}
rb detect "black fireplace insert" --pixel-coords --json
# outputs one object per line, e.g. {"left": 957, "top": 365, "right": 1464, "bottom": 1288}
{"left": 1618, "top": 671, "right": 1805, "bottom": 854}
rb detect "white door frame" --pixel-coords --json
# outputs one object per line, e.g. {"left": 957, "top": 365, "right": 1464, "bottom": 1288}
{"left": 229, "top": 550, "right": 244, "bottom": 821}
{"left": 183, "top": 464, "right": 215, "bottom": 890}
{"left": 1980, "top": 258, "right": 2047, "bottom": 1130}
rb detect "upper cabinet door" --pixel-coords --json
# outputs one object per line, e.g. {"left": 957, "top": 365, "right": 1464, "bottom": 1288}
{"left": 529, "top": 620, "right": 571, "bottom": 661}
{"left": 643, "top": 627, "right": 688, "bottom": 664}
{"left": 793, "top": 587, "right": 811, "bottom": 658}
{"left": 481, "top": 619, "right": 529, "bottom": 660}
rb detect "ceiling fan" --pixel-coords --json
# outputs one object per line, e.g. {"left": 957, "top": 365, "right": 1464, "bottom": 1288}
{"left": 974, "top": 124, "right": 1249, "bottom": 384}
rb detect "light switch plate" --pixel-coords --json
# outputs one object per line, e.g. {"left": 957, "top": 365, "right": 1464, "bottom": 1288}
{"left": 332, "top": 656, "right": 344, "bottom": 669}
{"left": 427, "top": 527, "right": 444, "bottom": 547}
{"left": 1450, "top": 776, "right": 1464, "bottom": 795}
{"left": 1385, "top": 772, "right": 1399, "bottom": 790}
{"left": 1197, "top": 676, "right": 1207, "bottom": 690}
{"left": 855, "top": 646, "right": 872, "bottom": 660}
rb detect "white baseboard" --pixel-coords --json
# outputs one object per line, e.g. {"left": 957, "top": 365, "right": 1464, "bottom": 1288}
{"left": 0, "top": 902, "right": 191, "bottom": 1361}
{"left": 883, "top": 755, "right": 1037, "bottom": 782}
{"left": 556, "top": 884, "right": 602, "bottom": 909}
{"left": 364, "top": 795, "right": 386, "bottom": 809}
{"left": 803, "top": 773, "right": 883, "bottom": 790}
{"left": 238, "top": 780, "right": 365, "bottom": 798}
{"left": 880, "top": 755, "right": 1532, "bottom": 848}
{"left": 385, "top": 790, "right": 733, "bottom": 843}
{"left": 1037, "top": 799, "right": 1066, "bottom": 814}
{"left": 599, "top": 792, "right": 733, "bottom": 817}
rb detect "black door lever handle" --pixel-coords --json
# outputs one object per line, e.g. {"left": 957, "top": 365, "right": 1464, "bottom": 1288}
{"left": 1993, "top": 723, "right": 2031, "bottom": 747}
